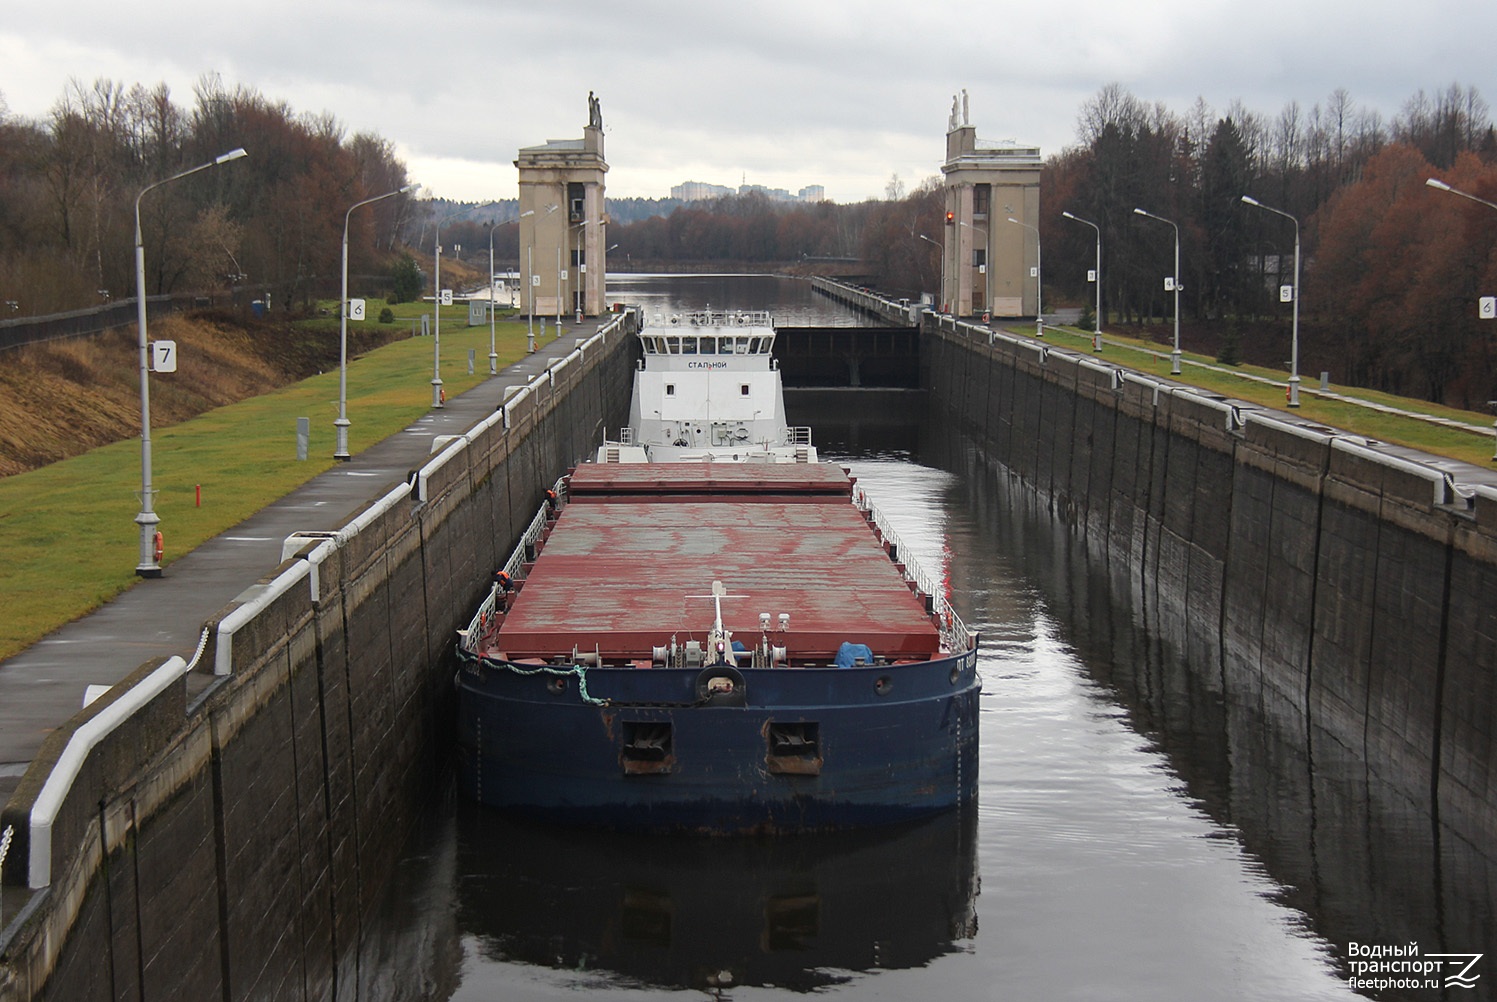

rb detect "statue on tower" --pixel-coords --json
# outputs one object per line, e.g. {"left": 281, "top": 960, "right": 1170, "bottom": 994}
{"left": 588, "top": 91, "right": 603, "bottom": 129}
{"left": 948, "top": 90, "right": 971, "bottom": 131}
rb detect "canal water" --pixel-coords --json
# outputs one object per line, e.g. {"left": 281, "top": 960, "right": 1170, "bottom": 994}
{"left": 368, "top": 275, "right": 1489, "bottom": 1001}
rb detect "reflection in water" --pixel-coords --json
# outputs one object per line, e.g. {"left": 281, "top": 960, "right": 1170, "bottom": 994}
{"left": 908, "top": 402, "right": 1496, "bottom": 1002}
{"left": 453, "top": 804, "right": 978, "bottom": 993}
{"left": 606, "top": 273, "right": 867, "bottom": 327}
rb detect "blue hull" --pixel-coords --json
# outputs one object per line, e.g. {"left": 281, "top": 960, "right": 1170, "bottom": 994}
{"left": 456, "top": 650, "right": 981, "bottom": 833}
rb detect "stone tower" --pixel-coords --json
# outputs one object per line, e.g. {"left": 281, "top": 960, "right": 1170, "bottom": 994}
{"left": 940, "top": 93, "right": 1042, "bottom": 318}
{"left": 516, "top": 93, "right": 609, "bottom": 318}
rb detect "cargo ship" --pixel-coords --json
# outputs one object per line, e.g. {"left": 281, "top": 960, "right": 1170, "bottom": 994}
{"left": 454, "top": 311, "right": 979, "bottom": 833}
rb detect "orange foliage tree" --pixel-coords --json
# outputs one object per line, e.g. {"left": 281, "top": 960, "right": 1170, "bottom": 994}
{"left": 1310, "top": 145, "right": 1497, "bottom": 405}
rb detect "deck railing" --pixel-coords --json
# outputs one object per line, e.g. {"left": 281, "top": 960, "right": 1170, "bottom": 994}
{"left": 853, "top": 489, "right": 972, "bottom": 654}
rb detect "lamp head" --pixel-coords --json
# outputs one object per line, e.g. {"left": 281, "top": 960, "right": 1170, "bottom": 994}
{"left": 1426, "top": 178, "right": 1452, "bottom": 192}
{"left": 215, "top": 148, "right": 248, "bottom": 164}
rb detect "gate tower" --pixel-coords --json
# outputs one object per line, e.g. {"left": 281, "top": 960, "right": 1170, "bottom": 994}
{"left": 517, "top": 93, "right": 609, "bottom": 318}
{"left": 940, "top": 92, "right": 1042, "bottom": 318}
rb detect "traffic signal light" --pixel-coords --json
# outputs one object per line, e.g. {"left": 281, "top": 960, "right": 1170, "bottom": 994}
{"left": 945, "top": 211, "right": 955, "bottom": 225}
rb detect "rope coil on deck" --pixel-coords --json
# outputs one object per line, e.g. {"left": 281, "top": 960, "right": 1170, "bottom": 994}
{"left": 479, "top": 657, "right": 611, "bottom": 706}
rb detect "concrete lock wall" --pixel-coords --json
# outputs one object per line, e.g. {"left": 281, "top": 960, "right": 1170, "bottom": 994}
{"left": 919, "top": 316, "right": 1497, "bottom": 852}
{"left": 0, "top": 315, "right": 638, "bottom": 1002}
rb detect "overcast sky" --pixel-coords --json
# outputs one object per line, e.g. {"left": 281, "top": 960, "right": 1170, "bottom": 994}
{"left": 2, "top": 0, "right": 1493, "bottom": 204}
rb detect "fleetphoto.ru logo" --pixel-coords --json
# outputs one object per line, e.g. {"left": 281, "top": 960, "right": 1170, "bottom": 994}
{"left": 1346, "top": 942, "right": 1483, "bottom": 991}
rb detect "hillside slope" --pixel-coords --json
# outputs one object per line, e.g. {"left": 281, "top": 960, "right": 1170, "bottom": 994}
{"left": 0, "top": 313, "right": 406, "bottom": 477}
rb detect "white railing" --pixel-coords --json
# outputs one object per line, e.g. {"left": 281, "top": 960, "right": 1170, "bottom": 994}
{"left": 853, "top": 489, "right": 971, "bottom": 654}
{"left": 27, "top": 655, "right": 187, "bottom": 888}
{"left": 460, "top": 475, "right": 569, "bottom": 654}
{"left": 655, "top": 309, "right": 773, "bottom": 329}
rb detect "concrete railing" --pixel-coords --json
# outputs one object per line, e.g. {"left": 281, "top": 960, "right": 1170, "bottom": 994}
{"left": 0, "top": 308, "right": 639, "bottom": 999}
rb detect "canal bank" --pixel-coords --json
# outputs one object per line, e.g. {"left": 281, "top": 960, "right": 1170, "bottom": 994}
{"left": 910, "top": 307, "right": 1497, "bottom": 854}
{"left": 0, "top": 312, "right": 639, "bottom": 1001}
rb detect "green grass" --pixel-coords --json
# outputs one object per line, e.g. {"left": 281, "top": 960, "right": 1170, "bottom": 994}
{"left": 0, "top": 314, "right": 538, "bottom": 661}
{"left": 1022, "top": 323, "right": 1497, "bottom": 468}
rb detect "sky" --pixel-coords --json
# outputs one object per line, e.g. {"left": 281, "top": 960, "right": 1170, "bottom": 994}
{"left": 1, "top": 0, "right": 1494, "bottom": 204}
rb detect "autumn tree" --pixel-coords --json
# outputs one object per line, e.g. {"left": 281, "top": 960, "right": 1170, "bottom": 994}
{"left": 1307, "top": 143, "right": 1497, "bottom": 403}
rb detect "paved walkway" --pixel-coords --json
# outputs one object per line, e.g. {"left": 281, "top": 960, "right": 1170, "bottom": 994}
{"left": 0, "top": 322, "right": 600, "bottom": 805}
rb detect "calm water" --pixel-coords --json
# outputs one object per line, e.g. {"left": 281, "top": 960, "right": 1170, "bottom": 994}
{"left": 365, "top": 276, "right": 1491, "bottom": 1001}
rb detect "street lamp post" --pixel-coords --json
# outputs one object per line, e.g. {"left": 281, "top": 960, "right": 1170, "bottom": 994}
{"left": 1426, "top": 177, "right": 1497, "bottom": 212}
{"left": 338, "top": 182, "right": 417, "bottom": 459}
{"left": 1007, "top": 217, "right": 1043, "bottom": 337}
{"left": 956, "top": 219, "right": 987, "bottom": 320}
{"left": 432, "top": 222, "right": 446, "bottom": 409}
{"left": 1133, "top": 207, "right": 1182, "bottom": 375}
{"left": 519, "top": 209, "right": 536, "bottom": 351}
{"left": 1240, "top": 195, "right": 1302, "bottom": 407}
{"left": 569, "top": 219, "right": 592, "bottom": 321}
{"left": 520, "top": 203, "right": 558, "bottom": 347}
{"left": 132, "top": 147, "right": 248, "bottom": 577}
{"left": 1062, "top": 210, "right": 1103, "bottom": 352}
{"left": 486, "top": 221, "right": 498, "bottom": 375}
{"left": 428, "top": 200, "right": 500, "bottom": 408}
{"left": 917, "top": 233, "right": 944, "bottom": 315}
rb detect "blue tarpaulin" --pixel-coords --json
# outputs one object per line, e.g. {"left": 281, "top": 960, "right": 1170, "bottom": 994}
{"left": 834, "top": 642, "right": 873, "bottom": 667}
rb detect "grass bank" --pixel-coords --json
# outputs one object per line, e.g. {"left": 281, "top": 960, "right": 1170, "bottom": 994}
{"left": 1025, "top": 323, "right": 1497, "bottom": 469}
{"left": 0, "top": 307, "right": 535, "bottom": 661}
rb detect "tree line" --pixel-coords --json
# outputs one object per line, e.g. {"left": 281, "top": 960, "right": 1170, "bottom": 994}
{"left": 0, "top": 75, "right": 413, "bottom": 316}
{"left": 1039, "top": 82, "right": 1497, "bottom": 406}
{"left": 4, "top": 75, "right": 1495, "bottom": 406}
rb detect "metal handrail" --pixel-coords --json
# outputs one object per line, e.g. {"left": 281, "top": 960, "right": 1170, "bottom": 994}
{"left": 853, "top": 489, "right": 971, "bottom": 653}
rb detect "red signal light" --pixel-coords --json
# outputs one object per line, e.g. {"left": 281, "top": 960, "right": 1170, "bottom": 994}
{"left": 945, "top": 211, "right": 955, "bottom": 224}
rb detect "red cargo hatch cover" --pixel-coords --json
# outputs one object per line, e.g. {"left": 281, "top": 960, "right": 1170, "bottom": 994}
{"left": 493, "top": 464, "right": 941, "bottom": 661}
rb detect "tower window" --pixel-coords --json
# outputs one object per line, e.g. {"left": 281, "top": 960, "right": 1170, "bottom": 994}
{"left": 973, "top": 184, "right": 991, "bottom": 216}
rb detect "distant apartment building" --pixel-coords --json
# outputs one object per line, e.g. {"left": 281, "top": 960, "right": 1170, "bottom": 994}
{"left": 672, "top": 180, "right": 826, "bottom": 203}
{"left": 671, "top": 180, "right": 735, "bottom": 201}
